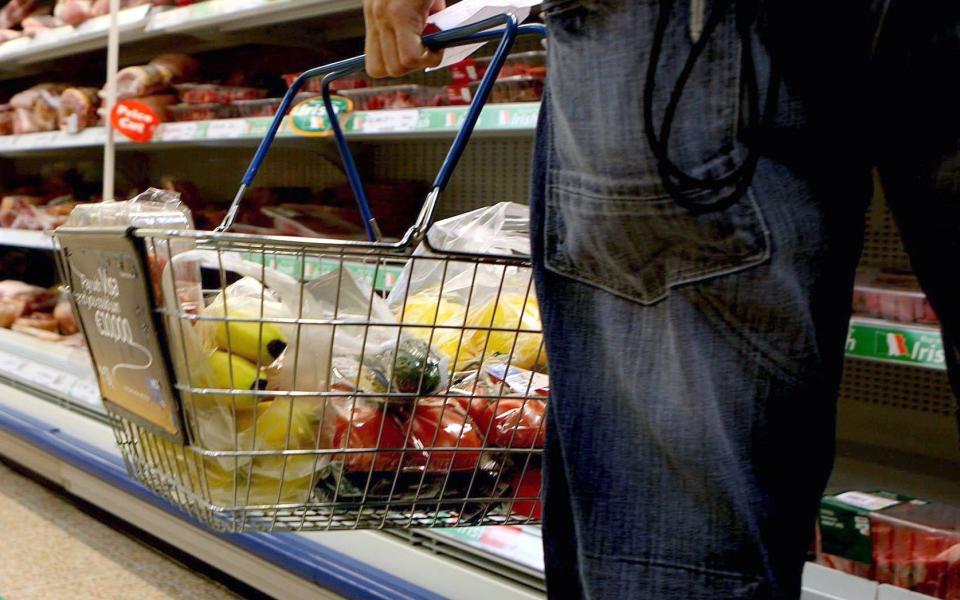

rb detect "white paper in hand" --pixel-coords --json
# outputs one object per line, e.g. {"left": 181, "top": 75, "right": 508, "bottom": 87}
{"left": 426, "top": 0, "right": 541, "bottom": 69}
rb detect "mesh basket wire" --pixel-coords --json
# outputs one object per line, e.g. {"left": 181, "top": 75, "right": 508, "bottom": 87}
{"left": 60, "top": 16, "right": 549, "bottom": 532}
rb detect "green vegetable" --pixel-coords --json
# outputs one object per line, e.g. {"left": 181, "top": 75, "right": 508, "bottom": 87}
{"left": 390, "top": 338, "right": 442, "bottom": 395}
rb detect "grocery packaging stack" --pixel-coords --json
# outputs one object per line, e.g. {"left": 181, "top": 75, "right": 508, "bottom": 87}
{"left": 818, "top": 491, "right": 960, "bottom": 599}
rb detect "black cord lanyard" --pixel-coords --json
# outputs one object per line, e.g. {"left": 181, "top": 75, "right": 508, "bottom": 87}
{"left": 643, "top": 0, "right": 780, "bottom": 213}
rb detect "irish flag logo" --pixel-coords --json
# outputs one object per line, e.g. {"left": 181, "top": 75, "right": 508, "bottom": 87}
{"left": 877, "top": 332, "right": 910, "bottom": 358}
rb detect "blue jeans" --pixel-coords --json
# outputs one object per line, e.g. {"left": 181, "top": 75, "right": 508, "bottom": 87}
{"left": 531, "top": 1, "right": 960, "bottom": 598}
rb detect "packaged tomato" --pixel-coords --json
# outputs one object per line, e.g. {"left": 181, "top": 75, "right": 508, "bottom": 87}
{"left": 506, "top": 467, "right": 542, "bottom": 520}
{"left": 403, "top": 399, "right": 484, "bottom": 473}
{"left": 333, "top": 404, "right": 408, "bottom": 472}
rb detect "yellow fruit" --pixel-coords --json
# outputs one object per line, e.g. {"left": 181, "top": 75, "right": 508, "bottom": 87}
{"left": 214, "top": 316, "right": 287, "bottom": 367}
{"left": 461, "top": 293, "right": 545, "bottom": 371}
{"left": 396, "top": 291, "right": 467, "bottom": 364}
{"left": 209, "top": 350, "right": 267, "bottom": 393}
{"left": 250, "top": 398, "right": 320, "bottom": 451}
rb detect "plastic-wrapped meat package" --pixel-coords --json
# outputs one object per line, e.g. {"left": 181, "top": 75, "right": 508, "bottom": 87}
{"left": 818, "top": 491, "right": 960, "bottom": 599}
{"left": 58, "top": 87, "right": 100, "bottom": 132}
{"left": 0, "top": 28, "right": 22, "bottom": 41}
{"left": 108, "top": 54, "right": 198, "bottom": 100}
{"left": 54, "top": 0, "right": 93, "bottom": 26}
{"left": 90, "top": 0, "right": 177, "bottom": 15}
{"left": 0, "top": 104, "right": 13, "bottom": 136}
{"left": 0, "top": 0, "right": 37, "bottom": 29}
{"left": 10, "top": 83, "right": 67, "bottom": 133}
{"left": 21, "top": 11, "right": 63, "bottom": 36}
{"left": 852, "top": 268, "right": 939, "bottom": 325}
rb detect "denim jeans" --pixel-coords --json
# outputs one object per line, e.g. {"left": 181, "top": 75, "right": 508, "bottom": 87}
{"left": 531, "top": 1, "right": 960, "bottom": 598}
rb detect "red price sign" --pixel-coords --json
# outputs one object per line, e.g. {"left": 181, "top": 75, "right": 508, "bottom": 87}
{"left": 110, "top": 99, "right": 160, "bottom": 143}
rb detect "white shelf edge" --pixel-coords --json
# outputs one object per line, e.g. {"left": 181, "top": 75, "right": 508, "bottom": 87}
{"left": 0, "top": 229, "right": 57, "bottom": 250}
{"left": 0, "top": 104, "right": 540, "bottom": 156}
{"left": 0, "top": 0, "right": 359, "bottom": 79}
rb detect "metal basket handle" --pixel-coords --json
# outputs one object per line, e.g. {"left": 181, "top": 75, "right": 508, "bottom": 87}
{"left": 217, "top": 14, "right": 546, "bottom": 248}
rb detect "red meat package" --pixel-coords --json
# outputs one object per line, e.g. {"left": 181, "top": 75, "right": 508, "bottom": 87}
{"left": 818, "top": 491, "right": 960, "bottom": 599}
{"left": 853, "top": 268, "right": 939, "bottom": 325}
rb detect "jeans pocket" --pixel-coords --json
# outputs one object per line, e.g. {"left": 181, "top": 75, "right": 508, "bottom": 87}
{"left": 544, "top": 169, "right": 770, "bottom": 305}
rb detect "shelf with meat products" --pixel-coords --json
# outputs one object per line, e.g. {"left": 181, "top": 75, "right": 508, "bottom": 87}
{"left": 0, "top": 0, "right": 359, "bottom": 78}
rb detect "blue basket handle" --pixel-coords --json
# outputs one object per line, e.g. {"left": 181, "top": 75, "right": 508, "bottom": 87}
{"left": 217, "top": 14, "right": 546, "bottom": 243}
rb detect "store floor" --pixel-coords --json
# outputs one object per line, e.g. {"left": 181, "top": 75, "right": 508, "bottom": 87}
{"left": 0, "top": 460, "right": 244, "bottom": 600}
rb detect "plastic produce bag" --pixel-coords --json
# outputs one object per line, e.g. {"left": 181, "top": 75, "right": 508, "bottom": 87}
{"left": 388, "top": 202, "right": 546, "bottom": 372}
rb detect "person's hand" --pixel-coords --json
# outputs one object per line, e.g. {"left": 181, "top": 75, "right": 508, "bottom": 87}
{"left": 364, "top": 0, "right": 446, "bottom": 78}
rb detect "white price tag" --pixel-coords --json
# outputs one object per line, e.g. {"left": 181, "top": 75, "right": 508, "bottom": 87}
{"left": 206, "top": 118, "right": 251, "bottom": 139}
{"left": 22, "top": 363, "right": 71, "bottom": 393}
{"left": 71, "top": 379, "right": 102, "bottom": 406}
{"left": 158, "top": 122, "right": 198, "bottom": 142}
{"left": 356, "top": 110, "right": 420, "bottom": 134}
{"left": 0, "top": 353, "right": 25, "bottom": 373}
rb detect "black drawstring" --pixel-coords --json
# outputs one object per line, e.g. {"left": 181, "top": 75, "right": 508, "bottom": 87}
{"left": 643, "top": 0, "right": 780, "bottom": 214}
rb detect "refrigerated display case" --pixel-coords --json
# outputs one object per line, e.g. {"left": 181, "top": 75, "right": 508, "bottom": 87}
{"left": 1, "top": 1, "right": 957, "bottom": 599}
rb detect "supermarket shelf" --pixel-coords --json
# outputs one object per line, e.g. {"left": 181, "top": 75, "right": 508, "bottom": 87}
{"left": 846, "top": 317, "right": 945, "bottom": 370}
{"left": 0, "top": 0, "right": 360, "bottom": 81}
{"left": 0, "top": 328, "right": 102, "bottom": 417}
{"left": 0, "top": 229, "right": 57, "bottom": 250}
{"left": 0, "top": 382, "right": 544, "bottom": 599}
{"left": 0, "top": 104, "right": 540, "bottom": 156}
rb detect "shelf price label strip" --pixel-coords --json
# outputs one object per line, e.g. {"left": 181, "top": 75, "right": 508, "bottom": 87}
{"left": 845, "top": 320, "right": 946, "bottom": 370}
{"left": 0, "top": 349, "right": 102, "bottom": 409}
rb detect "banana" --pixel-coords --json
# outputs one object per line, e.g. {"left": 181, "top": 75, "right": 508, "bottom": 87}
{"left": 209, "top": 350, "right": 268, "bottom": 396}
{"left": 214, "top": 315, "right": 288, "bottom": 366}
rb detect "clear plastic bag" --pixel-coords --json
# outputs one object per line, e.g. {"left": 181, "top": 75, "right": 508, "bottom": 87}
{"left": 387, "top": 202, "right": 546, "bottom": 372}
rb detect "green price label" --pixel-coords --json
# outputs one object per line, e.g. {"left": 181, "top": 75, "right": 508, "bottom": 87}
{"left": 845, "top": 321, "right": 945, "bottom": 369}
{"left": 289, "top": 96, "right": 353, "bottom": 137}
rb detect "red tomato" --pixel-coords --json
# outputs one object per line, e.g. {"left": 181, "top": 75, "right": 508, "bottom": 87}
{"left": 508, "top": 468, "right": 542, "bottom": 520}
{"left": 404, "top": 401, "right": 483, "bottom": 473}
{"left": 333, "top": 406, "right": 406, "bottom": 472}
{"left": 461, "top": 398, "right": 546, "bottom": 448}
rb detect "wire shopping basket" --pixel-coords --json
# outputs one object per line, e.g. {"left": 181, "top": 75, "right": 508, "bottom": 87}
{"left": 54, "top": 15, "right": 548, "bottom": 532}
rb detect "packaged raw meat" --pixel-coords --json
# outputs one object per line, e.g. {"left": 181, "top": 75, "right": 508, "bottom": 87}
{"left": 168, "top": 102, "right": 238, "bottom": 122}
{"left": 818, "top": 490, "right": 960, "bottom": 599}
{"left": 0, "top": 0, "right": 36, "bottom": 29}
{"left": 853, "top": 268, "right": 939, "bottom": 325}
{"left": 90, "top": 0, "right": 178, "bottom": 17}
{"left": 112, "top": 64, "right": 173, "bottom": 99}
{"left": 58, "top": 87, "right": 100, "bottom": 132}
{"left": 474, "top": 50, "right": 547, "bottom": 80}
{"left": 174, "top": 84, "right": 265, "bottom": 105}
{"left": 0, "top": 27, "right": 22, "bottom": 42}
{"left": 9, "top": 84, "right": 64, "bottom": 134}
{"left": 233, "top": 98, "right": 282, "bottom": 118}
{"left": 283, "top": 72, "right": 368, "bottom": 93}
{"left": 148, "top": 53, "right": 199, "bottom": 82}
{"left": 338, "top": 84, "right": 447, "bottom": 110}
{"left": 0, "top": 104, "right": 12, "bottom": 136}
{"left": 469, "top": 76, "right": 544, "bottom": 103}
{"left": 54, "top": 0, "right": 93, "bottom": 26}
{"left": 108, "top": 54, "right": 197, "bottom": 100}
{"left": 0, "top": 279, "right": 55, "bottom": 313}
{"left": 21, "top": 12, "right": 63, "bottom": 36}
